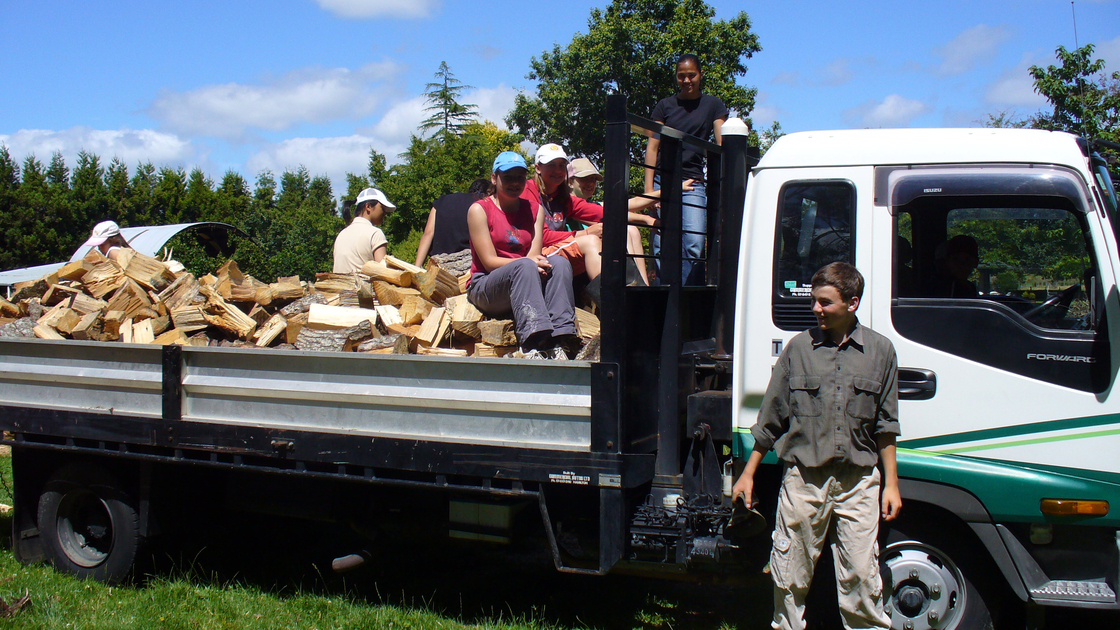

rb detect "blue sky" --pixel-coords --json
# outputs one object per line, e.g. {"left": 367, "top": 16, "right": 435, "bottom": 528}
{"left": 2, "top": 0, "right": 1118, "bottom": 198}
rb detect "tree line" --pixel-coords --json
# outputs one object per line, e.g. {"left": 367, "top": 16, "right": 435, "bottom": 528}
{"left": 1, "top": 0, "right": 1115, "bottom": 283}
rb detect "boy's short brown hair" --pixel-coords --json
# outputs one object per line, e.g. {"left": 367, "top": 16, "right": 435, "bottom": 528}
{"left": 811, "top": 262, "right": 865, "bottom": 301}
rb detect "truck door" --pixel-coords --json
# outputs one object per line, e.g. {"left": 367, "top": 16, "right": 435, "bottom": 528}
{"left": 871, "top": 165, "right": 1120, "bottom": 475}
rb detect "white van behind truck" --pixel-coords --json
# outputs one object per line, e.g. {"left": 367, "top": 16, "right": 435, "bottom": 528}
{"left": 734, "top": 128, "right": 1120, "bottom": 627}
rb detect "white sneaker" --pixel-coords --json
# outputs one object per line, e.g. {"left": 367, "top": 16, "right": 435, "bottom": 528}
{"left": 546, "top": 346, "right": 570, "bottom": 361}
{"left": 513, "top": 349, "right": 547, "bottom": 360}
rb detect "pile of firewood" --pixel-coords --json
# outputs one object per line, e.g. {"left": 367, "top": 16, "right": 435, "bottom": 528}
{"left": 0, "top": 248, "right": 600, "bottom": 359}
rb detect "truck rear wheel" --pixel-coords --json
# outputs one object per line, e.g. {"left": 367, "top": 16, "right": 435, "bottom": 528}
{"left": 36, "top": 464, "right": 141, "bottom": 584}
{"left": 883, "top": 521, "right": 1003, "bottom": 630}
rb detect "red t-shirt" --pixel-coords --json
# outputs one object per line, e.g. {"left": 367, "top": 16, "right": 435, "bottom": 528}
{"left": 521, "top": 179, "right": 604, "bottom": 246}
{"left": 469, "top": 196, "right": 538, "bottom": 276}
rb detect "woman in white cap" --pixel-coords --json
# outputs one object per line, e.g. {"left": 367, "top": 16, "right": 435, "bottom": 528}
{"left": 83, "top": 220, "right": 132, "bottom": 265}
{"left": 467, "top": 151, "right": 578, "bottom": 360}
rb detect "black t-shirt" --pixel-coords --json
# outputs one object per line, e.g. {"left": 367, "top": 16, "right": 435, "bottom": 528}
{"left": 651, "top": 93, "right": 728, "bottom": 180}
{"left": 430, "top": 192, "right": 476, "bottom": 256}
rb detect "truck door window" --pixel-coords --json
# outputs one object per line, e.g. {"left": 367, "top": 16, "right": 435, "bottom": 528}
{"left": 772, "top": 181, "right": 856, "bottom": 331}
{"left": 892, "top": 196, "right": 1111, "bottom": 393}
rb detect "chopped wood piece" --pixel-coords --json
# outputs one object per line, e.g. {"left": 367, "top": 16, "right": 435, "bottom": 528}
{"left": 279, "top": 292, "right": 328, "bottom": 317}
{"left": 158, "top": 273, "right": 201, "bottom": 311}
{"left": 187, "top": 332, "right": 211, "bottom": 347}
{"left": 120, "top": 318, "right": 134, "bottom": 343}
{"left": 284, "top": 311, "right": 309, "bottom": 345}
{"left": 414, "top": 307, "right": 447, "bottom": 346}
{"left": 479, "top": 319, "right": 518, "bottom": 346}
{"left": 36, "top": 303, "right": 69, "bottom": 328}
{"left": 361, "top": 260, "right": 413, "bottom": 287}
{"left": 458, "top": 273, "right": 469, "bottom": 294}
{"left": 392, "top": 334, "right": 411, "bottom": 354}
{"left": 199, "top": 286, "right": 257, "bottom": 339}
{"left": 247, "top": 303, "right": 271, "bottom": 325}
{"left": 385, "top": 255, "right": 425, "bottom": 275}
{"left": 335, "top": 290, "right": 360, "bottom": 308}
{"left": 431, "top": 249, "right": 472, "bottom": 276}
{"left": 149, "top": 314, "right": 171, "bottom": 336}
{"left": 371, "top": 281, "right": 421, "bottom": 307}
{"left": 57, "top": 260, "right": 91, "bottom": 281}
{"left": 106, "top": 279, "right": 153, "bottom": 320}
{"left": 54, "top": 309, "right": 83, "bottom": 336}
{"left": 418, "top": 260, "right": 463, "bottom": 304}
{"left": 268, "top": 276, "right": 306, "bottom": 302}
{"left": 67, "top": 292, "right": 109, "bottom": 316}
{"left": 0, "top": 297, "right": 20, "bottom": 318}
{"left": 445, "top": 295, "right": 483, "bottom": 339}
{"left": 398, "top": 295, "right": 434, "bottom": 326}
{"left": 374, "top": 305, "right": 403, "bottom": 328}
{"left": 575, "top": 334, "right": 600, "bottom": 361}
{"left": 81, "top": 262, "right": 126, "bottom": 299}
{"left": 102, "top": 310, "right": 125, "bottom": 340}
{"left": 417, "top": 346, "right": 468, "bottom": 356}
{"left": 132, "top": 319, "right": 156, "bottom": 344}
{"left": 123, "top": 252, "right": 176, "bottom": 291}
{"left": 473, "top": 343, "right": 518, "bottom": 358}
{"left": 70, "top": 311, "right": 103, "bottom": 340}
{"left": 314, "top": 273, "right": 359, "bottom": 294}
{"left": 254, "top": 285, "right": 274, "bottom": 306}
{"left": 307, "top": 303, "right": 379, "bottom": 330}
{"left": 357, "top": 333, "right": 402, "bottom": 352}
{"left": 574, "top": 307, "right": 600, "bottom": 339}
{"left": 385, "top": 322, "right": 421, "bottom": 337}
{"left": 33, "top": 324, "right": 64, "bottom": 340}
{"left": 41, "top": 284, "right": 81, "bottom": 307}
{"left": 11, "top": 278, "right": 49, "bottom": 303}
{"left": 255, "top": 313, "right": 288, "bottom": 347}
{"left": 171, "top": 306, "right": 209, "bottom": 333}
{"left": 153, "top": 329, "right": 189, "bottom": 345}
{"left": 294, "top": 319, "right": 373, "bottom": 352}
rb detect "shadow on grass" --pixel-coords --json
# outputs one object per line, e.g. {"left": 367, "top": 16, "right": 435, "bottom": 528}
{"left": 133, "top": 509, "right": 773, "bottom": 630}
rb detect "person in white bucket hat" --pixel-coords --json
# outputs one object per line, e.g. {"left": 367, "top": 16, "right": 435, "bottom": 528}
{"left": 83, "top": 220, "right": 132, "bottom": 264}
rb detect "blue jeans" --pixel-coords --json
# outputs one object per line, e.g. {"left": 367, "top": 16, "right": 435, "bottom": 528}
{"left": 651, "top": 180, "right": 706, "bottom": 285}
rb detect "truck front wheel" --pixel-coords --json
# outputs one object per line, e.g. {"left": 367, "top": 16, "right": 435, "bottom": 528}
{"left": 882, "top": 520, "right": 1008, "bottom": 630}
{"left": 36, "top": 464, "right": 141, "bottom": 584}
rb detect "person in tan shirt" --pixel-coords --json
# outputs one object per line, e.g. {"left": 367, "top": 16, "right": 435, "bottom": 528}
{"left": 333, "top": 187, "right": 395, "bottom": 273}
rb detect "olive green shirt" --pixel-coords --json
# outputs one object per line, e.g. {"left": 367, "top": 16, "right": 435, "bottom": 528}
{"left": 751, "top": 322, "right": 900, "bottom": 468}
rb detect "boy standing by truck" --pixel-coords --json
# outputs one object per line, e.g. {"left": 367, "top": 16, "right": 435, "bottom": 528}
{"left": 733, "top": 262, "right": 902, "bottom": 630}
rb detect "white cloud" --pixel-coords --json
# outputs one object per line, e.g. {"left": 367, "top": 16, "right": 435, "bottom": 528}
{"left": 367, "top": 96, "right": 429, "bottom": 145}
{"left": 845, "top": 94, "right": 931, "bottom": 127}
{"left": 148, "top": 63, "right": 400, "bottom": 140}
{"left": 820, "top": 59, "right": 854, "bottom": 86}
{"left": 771, "top": 71, "right": 799, "bottom": 86}
{"left": 314, "top": 0, "right": 439, "bottom": 19}
{"left": 934, "top": 24, "right": 1011, "bottom": 76}
{"left": 0, "top": 127, "right": 197, "bottom": 167}
{"left": 469, "top": 85, "right": 518, "bottom": 128}
{"left": 246, "top": 134, "right": 391, "bottom": 198}
{"left": 1097, "top": 34, "right": 1120, "bottom": 73}
{"left": 984, "top": 55, "right": 1049, "bottom": 108}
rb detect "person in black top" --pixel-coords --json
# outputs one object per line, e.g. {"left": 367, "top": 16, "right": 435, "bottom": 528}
{"left": 643, "top": 54, "right": 728, "bottom": 285}
{"left": 415, "top": 178, "right": 493, "bottom": 267}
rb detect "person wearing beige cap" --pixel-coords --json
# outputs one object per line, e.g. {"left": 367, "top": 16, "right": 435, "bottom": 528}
{"left": 333, "top": 187, "right": 395, "bottom": 273}
{"left": 568, "top": 157, "right": 603, "bottom": 200}
{"left": 83, "top": 220, "right": 132, "bottom": 265}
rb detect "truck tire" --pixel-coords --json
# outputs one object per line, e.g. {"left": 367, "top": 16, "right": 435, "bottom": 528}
{"left": 36, "top": 463, "right": 141, "bottom": 584}
{"left": 883, "top": 520, "right": 1004, "bottom": 630}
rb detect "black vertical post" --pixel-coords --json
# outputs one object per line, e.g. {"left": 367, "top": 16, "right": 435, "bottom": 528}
{"left": 712, "top": 123, "right": 756, "bottom": 358}
{"left": 592, "top": 95, "right": 629, "bottom": 454}
{"left": 655, "top": 132, "right": 684, "bottom": 478}
{"left": 704, "top": 149, "right": 723, "bottom": 287}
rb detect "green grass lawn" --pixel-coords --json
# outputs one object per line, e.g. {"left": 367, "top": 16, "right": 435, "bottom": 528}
{"left": 0, "top": 453, "right": 768, "bottom": 629}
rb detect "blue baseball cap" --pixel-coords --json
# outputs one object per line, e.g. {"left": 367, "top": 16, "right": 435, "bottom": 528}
{"left": 492, "top": 151, "right": 528, "bottom": 173}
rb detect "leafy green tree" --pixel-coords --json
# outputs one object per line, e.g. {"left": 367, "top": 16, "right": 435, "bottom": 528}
{"left": 420, "top": 62, "right": 479, "bottom": 137}
{"left": 105, "top": 158, "right": 132, "bottom": 224}
{"left": 506, "top": 0, "right": 761, "bottom": 162}
{"left": 128, "top": 162, "right": 158, "bottom": 227}
{"left": 71, "top": 151, "right": 108, "bottom": 241}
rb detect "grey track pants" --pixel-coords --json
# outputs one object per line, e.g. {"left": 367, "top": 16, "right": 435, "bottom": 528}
{"left": 468, "top": 256, "right": 577, "bottom": 347}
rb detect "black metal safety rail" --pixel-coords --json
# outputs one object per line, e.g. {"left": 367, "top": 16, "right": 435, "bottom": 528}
{"left": 597, "top": 95, "right": 755, "bottom": 486}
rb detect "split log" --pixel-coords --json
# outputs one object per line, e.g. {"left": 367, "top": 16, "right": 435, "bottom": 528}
{"left": 294, "top": 319, "right": 373, "bottom": 352}
{"left": 285, "top": 311, "right": 309, "bottom": 345}
{"left": 149, "top": 314, "right": 171, "bottom": 336}
{"left": 54, "top": 309, "right": 83, "bottom": 336}
{"left": 314, "top": 273, "right": 359, "bottom": 294}
{"left": 81, "top": 263, "right": 127, "bottom": 299}
{"left": 69, "top": 311, "right": 103, "bottom": 341}
{"left": 473, "top": 343, "right": 518, "bottom": 358}
{"left": 254, "top": 313, "right": 288, "bottom": 347}
{"left": 418, "top": 260, "right": 462, "bottom": 304}
{"left": 385, "top": 255, "right": 425, "bottom": 275}
{"left": 33, "top": 324, "right": 64, "bottom": 340}
{"left": 67, "top": 292, "right": 109, "bottom": 316}
{"left": 279, "top": 292, "right": 328, "bottom": 317}
{"left": 575, "top": 334, "right": 601, "bottom": 362}
{"left": 123, "top": 252, "right": 176, "bottom": 292}
{"left": 335, "top": 290, "right": 360, "bottom": 308}
{"left": 199, "top": 286, "right": 257, "bottom": 339}
{"left": 417, "top": 346, "right": 468, "bottom": 357}
{"left": 132, "top": 319, "right": 156, "bottom": 344}
{"left": 374, "top": 305, "right": 403, "bottom": 328}
{"left": 371, "top": 281, "right": 421, "bottom": 307}
{"left": 269, "top": 277, "right": 306, "bottom": 302}
{"left": 392, "top": 334, "right": 411, "bottom": 354}
{"left": 36, "top": 303, "right": 69, "bottom": 329}
{"left": 385, "top": 323, "right": 421, "bottom": 338}
{"left": 307, "top": 303, "right": 379, "bottom": 331}
{"left": 479, "top": 320, "right": 518, "bottom": 346}
{"left": 102, "top": 310, "right": 126, "bottom": 340}
{"left": 10, "top": 278, "right": 49, "bottom": 303}
{"left": 106, "top": 279, "right": 153, "bottom": 320}
{"left": 170, "top": 306, "right": 209, "bottom": 333}
{"left": 158, "top": 273, "right": 201, "bottom": 311}
{"left": 357, "top": 333, "right": 402, "bottom": 352}
{"left": 445, "top": 295, "right": 483, "bottom": 339}
{"left": 0, "top": 297, "right": 21, "bottom": 318}
{"left": 153, "top": 329, "right": 189, "bottom": 345}
{"left": 398, "top": 295, "right": 434, "bottom": 326}
{"left": 458, "top": 274, "right": 469, "bottom": 295}
{"left": 574, "top": 307, "right": 600, "bottom": 339}
{"left": 57, "top": 260, "right": 91, "bottom": 282}
{"left": 247, "top": 304, "right": 271, "bottom": 326}
{"left": 41, "top": 284, "right": 81, "bottom": 307}
{"left": 361, "top": 260, "right": 413, "bottom": 287}
{"left": 120, "top": 318, "right": 134, "bottom": 344}
{"left": 430, "top": 249, "right": 472, "bottom": 276}
{"left": 414, "top": 307, "right": 447, "bottom": 347}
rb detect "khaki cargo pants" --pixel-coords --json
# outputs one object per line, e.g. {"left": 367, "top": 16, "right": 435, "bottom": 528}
{"left": 770, "top": 463, "right": 890, "bottom": 630}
